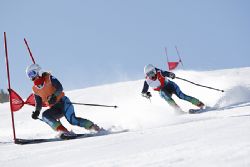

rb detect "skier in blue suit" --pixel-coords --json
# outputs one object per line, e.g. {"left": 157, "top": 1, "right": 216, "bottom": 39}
{"left": 26, "top": 64, "right": 102, "bottom": 138}
{"left": 141, "top": 64, "right": 205, "bottom": 113}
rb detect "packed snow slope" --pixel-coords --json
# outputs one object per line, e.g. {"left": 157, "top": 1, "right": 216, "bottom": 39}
{"left": 1, "top": 67, "right": 250, "bottom": 167}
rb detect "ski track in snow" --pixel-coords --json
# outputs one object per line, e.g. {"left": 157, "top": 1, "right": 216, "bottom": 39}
{"left": 0, "top": 67, "right": 250, "bottom": 167}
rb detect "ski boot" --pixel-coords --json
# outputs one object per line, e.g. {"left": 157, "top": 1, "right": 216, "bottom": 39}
{"left": 89, "top": 124, "right": 101, "bottom": 131}
{"left": 59, "top": 130, "right": 78, "bottom": 140}
{"left": 196, "top": 101, "right": 205, "bottom": 109}
{"left": 56, "top": 124, "right": 77, "bottom": 139}
{"left": 89, "top": 124, "right": 107, "bottom": 135}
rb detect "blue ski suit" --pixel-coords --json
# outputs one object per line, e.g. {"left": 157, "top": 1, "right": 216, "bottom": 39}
{"left": 33, "top": 73, "right": 94, "bottom": 131}
{"left": 141, "top": 68, "right": 204, "bottom": 110}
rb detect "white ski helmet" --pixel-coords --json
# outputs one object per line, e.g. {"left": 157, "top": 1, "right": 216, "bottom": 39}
{"left": 144, "top": 64, "right": 156, "bottom": 77}
{"left": 26, "top": 64, "right": 43, "bottom": 80}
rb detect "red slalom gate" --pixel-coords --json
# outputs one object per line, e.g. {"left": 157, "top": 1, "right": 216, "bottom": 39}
{"left": 4, "top": 32, "right": 17, "bottom": 141}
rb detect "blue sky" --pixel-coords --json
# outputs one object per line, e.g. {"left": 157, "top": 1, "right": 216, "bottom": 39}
{"left": 0, "top": 0, "right": 249, "bottom": 96}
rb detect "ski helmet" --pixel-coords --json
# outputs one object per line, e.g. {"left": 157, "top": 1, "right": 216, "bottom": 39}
{"left": 144, "top": 64, "right": 156, "bottom": 78}
{"left": 26, "top": 64, "right": 43, "bottom": 80}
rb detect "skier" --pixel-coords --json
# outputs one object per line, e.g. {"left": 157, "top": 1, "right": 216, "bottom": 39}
{"left": 141, "top": 64, "right": 205, "bottom": 113}
{"left": 26, "top": 64, "right": 102, "bottom": 138}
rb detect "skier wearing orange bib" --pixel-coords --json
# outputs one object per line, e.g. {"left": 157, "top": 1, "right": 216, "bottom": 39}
{"left": 26, "top": 64, "right": 102, "bottom": 138}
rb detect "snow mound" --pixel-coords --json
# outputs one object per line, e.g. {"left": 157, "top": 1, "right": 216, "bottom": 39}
{"left": 1, "top": 67, "right": 250, "bottom": 167}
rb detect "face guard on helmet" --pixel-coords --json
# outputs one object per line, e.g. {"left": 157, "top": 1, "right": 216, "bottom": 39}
{"left": 26, "top": 64, "right": 43, "bottom": 81}
{"left": 144, "top": 64, "right": 156, "bottom": 79}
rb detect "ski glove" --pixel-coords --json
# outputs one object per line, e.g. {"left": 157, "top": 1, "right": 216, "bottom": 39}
{"left": 32, "top": 110, "right": 40, "bottom": 120}
{"left": 169, "top": 72, "right": 175, "bottom": 79}
{"left": 142, "top": 92, "right": 152, "bottom": 99}
{"left": 47, "top": 94, "right": 57, "bottom": 105}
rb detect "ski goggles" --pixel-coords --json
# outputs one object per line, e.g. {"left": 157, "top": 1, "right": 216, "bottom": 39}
{"left": 28, "top": 70, "right": 38, "bottom": 81}
{"left": 146, "top": 71, "right": 156, "bottom": 78}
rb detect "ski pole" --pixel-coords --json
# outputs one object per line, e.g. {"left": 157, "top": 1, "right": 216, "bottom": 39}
{"left": 176, "top": 76, "right": 224, "bottom": 92}
{"left": 38, "top": 118, "right": 44, "bottom": 122}
{"left": 67, "top": 102, "right": 118, "bottom": 108}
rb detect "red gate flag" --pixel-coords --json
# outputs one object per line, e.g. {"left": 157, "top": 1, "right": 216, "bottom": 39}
{"left": 25, "top": 93, "right": 47, "bottom": 107}
{"left": 25, "top": 93, "right": 36, "bottom": 106}
{"left": 9, "top": 89, "right": 46, "bottom": 112}
{"left": 165, "top": 46, "right": 183, "bottom": 71}
{"left": 168, "top": 61, "right": 179, "bottom": 71}
{"left": 4, "top": 33, "right": 40, "bottom": 142}
{"left": 9, "top": 89, "right": 24, "bottom": 112}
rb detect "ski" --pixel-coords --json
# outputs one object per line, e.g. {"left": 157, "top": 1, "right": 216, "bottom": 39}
{"left": 15, "top": 138, "right": 55, "bottom": 145}
{"left": 59, "top": 133, "right": 89, "bottom": 140}
{"left": 14, "top": 129, "right": 128, "bottom": 145}
{"left": 189, "top": 106, "right": 216, "bottom": 114}
{"left": 15, "top": 133, "right": 89, "bottom": 145}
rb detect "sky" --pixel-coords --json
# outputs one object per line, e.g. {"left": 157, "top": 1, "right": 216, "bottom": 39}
{"left": 0, "top": 0, "right": 249, "bottom": 97}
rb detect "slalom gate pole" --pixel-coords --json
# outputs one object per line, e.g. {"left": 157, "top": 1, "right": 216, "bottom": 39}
{"left": 176, "top": 76, "right": 224, "bottom": 92}
{"left": 165, "top": 47, "right": 170, "bottom": 71}
{"left": 4, "top": 32, "right": 17, "bottom": 141}
{"left": 175, "top": 46, "right": 183, "bottom": 66}
{"left": 68, "top": 102, "right": 118, "bottom": 108}
{"left": 24, "top": 38, "right": 36, "bottom": 64}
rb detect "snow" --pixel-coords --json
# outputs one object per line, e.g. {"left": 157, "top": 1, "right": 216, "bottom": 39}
{"left": 1, "top": 67, "right": 250, "bottom": 167}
